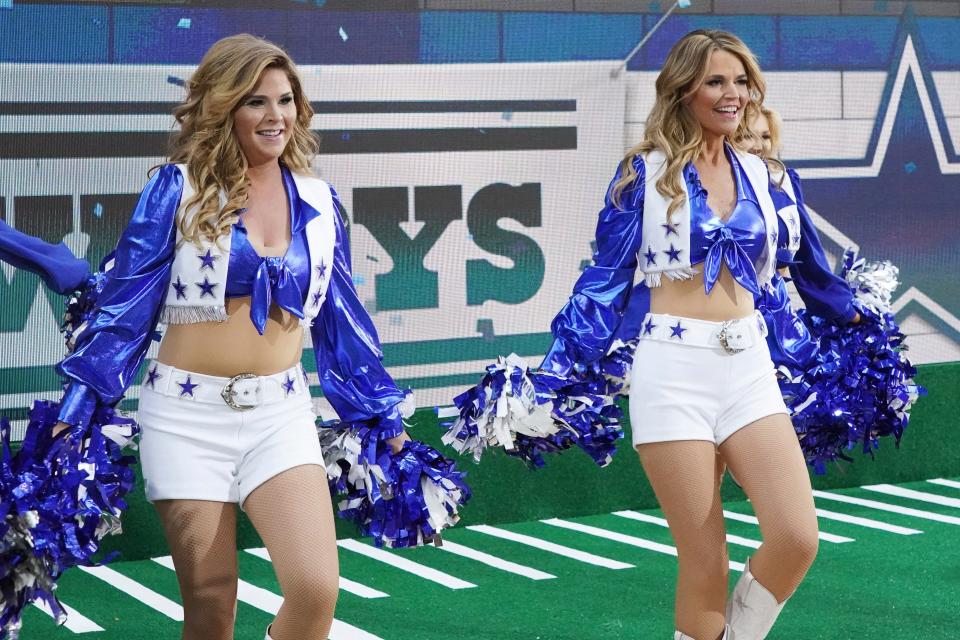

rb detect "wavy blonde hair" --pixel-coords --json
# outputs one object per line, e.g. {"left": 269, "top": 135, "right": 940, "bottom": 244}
{"left": 743, "top": 104, "right": 786, "bottom": 187}
{"left": 165, "top": 34, "right": 318, "bottom": 247}
{"left": 612, "top": 30, "right": 766, "bottom": 217}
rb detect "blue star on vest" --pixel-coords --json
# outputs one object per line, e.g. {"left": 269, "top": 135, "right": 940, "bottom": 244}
{"left": 666, "top": 244, "right": 682, "bottom": 263}
{"left": 282, "top": 375, "right": 296, "bottom": 396}
{"left": 644, "top": 247, "right": 657, "bottom": 266}
{"left": 198, "top": 249, "right": 219, "bottom": 271}
{"left": 177, "top": 375, "right": 198, "bottom": 397}
{"left": 146, "top": 365, "right": 162, "bottom": 388}
{"left": 171, "top": 276, "right": 188, "bottom": 300}
{"left": 662, "top": 222, "right": 679, "bottom": 237}
{"left": 196, "top": 276, "right": 217, "bottom": 298}
{"left": 669, "top": 321, "right": 686, "bottom": 339}
{"left": 311, "top": 290, "right": 323, "bottom": 307}
{"left": 316, "top": 260, "right": 327, "bottom": 279}
{"left": 643, "top": 318, "right": 656, "bottom": 335}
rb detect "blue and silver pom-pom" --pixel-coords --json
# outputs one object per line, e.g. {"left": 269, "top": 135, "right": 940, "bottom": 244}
{"left": 437, "top": 354, "right": 568, "bottom": 466}
{"left": 792, "top": 249, "right": 924, "bottom": 473}
{"left": 318, "top": 406, "right": 470, "bottom": 549}
{"left": 0, "top": 401, "right": 138, "bottom": 638}
{"left": 62, "top": 272, "right": 106, "bottom": 353}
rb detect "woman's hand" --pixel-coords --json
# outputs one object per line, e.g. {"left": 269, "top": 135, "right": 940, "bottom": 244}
{"left": 386, "top": 430, "right": 411, "bottom": 454}
{"left": 852, "top": 312, "right": 861, "bottom": 324}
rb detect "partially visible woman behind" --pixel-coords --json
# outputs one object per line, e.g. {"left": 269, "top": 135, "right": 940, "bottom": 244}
{"left": 48, "top": 34, "right": 410, "bottom": 640}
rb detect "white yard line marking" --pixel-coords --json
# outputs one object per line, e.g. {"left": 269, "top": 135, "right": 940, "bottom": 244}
{"left": 245, "top": 547, "right": 388, "bottom": 599}
{"left": 814, "top": 508, "right": 922, "bottom": 535}
{"left": 613, "top": 510, "right": 761, "bottom": 549}
{"left": 337, "top": 539, "right": 476, "bottom": 590}
{"left": 812, "top": 490, "right": 960, "bottom": 526}
{"left": 152, "top": 556, "right": 381, "bottom": 640}
{"left": 79, "top": 565, "right": 184, "bottom": 620}
{"left": 928, "top": 478, "right": 960, "bottom": 490}
{"left": 863, "top": 484, "right": 960, "bottom": 509}
{"left": 466, "top": 524, "right": 634, "bottom": 570}
{"left": 544, "top": 518, "right": 745, "bottom": 572}
{"left": 33, "top": 599, "right": 104, "bottom": 633}
{"left": 436, "top": 540, "right": 556, "bottom": 580}
{"left": 723, "top": 510, "right": 855, "bottom": 544}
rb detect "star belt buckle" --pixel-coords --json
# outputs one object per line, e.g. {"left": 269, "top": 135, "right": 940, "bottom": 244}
{"left": 718, "top": 321, "right": 747, "bottom": 355}
{"left": 221, "top": 373, "right": 258, "bottom": 411}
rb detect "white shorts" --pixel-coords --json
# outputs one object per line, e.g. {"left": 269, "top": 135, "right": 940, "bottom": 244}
{"left": 629, "top": 312, "right": 789, "bottom": 447}
{"left": 137, "top": 361, "right": 324, "bottom": 507}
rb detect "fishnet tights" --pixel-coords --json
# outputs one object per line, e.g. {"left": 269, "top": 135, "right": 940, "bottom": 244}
{"left": 636, "top": 413, "right": 818, "bottom": 640}
{"left": 155, "top": 463, "right": 338, "bottom": 640}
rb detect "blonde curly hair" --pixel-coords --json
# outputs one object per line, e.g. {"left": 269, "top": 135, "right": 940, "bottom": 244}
{"left": 165, "top": 33, "right": 318, "bottom": 247}
{"left": 612, "top": 29, "right": 766, "bottom": 218}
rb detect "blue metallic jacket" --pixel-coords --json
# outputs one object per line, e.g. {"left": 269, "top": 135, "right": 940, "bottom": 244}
{"left": 541, "top": 157, "right": 856, "bottom": 376}
{"left": 56, "top": 164, "right": 407, "bottom": 439}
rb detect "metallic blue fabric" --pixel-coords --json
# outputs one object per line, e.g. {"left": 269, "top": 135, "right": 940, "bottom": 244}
{"left": 57, "top": 165, "right": 181, "bottom": 427}
{"left": 687, "top": 147, "right": 767, "bottom": 295}
{"left": 0, "top": 219, "right": 91, "bottom": 295}
{"left": 225, "top": 166, "right": 314, "bottom": 334}
{"left": 758, "top": 272, "right": 819, "bottom": 371}
{"left": 541, "top": 157, "right": 644, "bottom": 377}
{"left": 311, "top": 192, "right": 407, "bottom": 440}
{"left": 56, "top": 166, "right": 406, "bottom": 440}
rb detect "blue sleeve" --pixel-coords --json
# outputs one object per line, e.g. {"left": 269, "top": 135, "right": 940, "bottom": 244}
{"left": 56, "top": 165, "right": 182, "bottom": 426}
{"left": 310, "top": 189, "right": 407, "bottom": 440}
{"left": 540, "top": 157, "right": 645, "bottom": 376}
{"left": 785, "top": 169, "right": 857, "bottom": 323}
{"left": 0, "top": 219, "right": 92, "bottom": 295}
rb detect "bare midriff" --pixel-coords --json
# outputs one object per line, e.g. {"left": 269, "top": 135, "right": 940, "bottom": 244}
{"left": 156, "top": 296, "right": 304, "bottom": 377}
{"left": 649, "top": 266, "right": 755, "bottom": 322}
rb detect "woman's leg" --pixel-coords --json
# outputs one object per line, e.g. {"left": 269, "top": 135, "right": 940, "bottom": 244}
{"left": 719, "top": 414, "right": 819, "bottom": 602}
{"left": 637, "top": 441, "right": 729, "bottom": 640}
{"left": 154, "top": 500, "right": 239, "bottom": 640}
{"left": 242, "top": 463, "right": 339, "bottom": 640}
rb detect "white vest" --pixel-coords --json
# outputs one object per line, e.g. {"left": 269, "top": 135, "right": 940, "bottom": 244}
{"left": 639, "top": 147, "right": 779, "bottom": 290}
{"left": 770, "top": 168, "right": 802, "bottom": 261}
{"left": 158, "top": 164, "right": 337, "bottom": 327}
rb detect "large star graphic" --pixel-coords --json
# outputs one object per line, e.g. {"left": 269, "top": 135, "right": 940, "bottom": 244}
{"left": 797, "top": 34, "right": 960, "bottom": 336}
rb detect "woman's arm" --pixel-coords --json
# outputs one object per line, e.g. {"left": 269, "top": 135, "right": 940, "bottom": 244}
{"left": 784, "top": 169, "right": 858, "bottom": 323}
{"left": 540, "top": 157, "right": 645, "bottom": 376}
{"left": 310, "top": 188, "right": 409, "bottom": 446}
{"left": 56, "top": 164, "right": 182, "bottom": 427}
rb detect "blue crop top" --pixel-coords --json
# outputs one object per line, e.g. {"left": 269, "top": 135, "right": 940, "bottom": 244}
{"left": 686, "top": 145, "right": 767, "bottom": 295}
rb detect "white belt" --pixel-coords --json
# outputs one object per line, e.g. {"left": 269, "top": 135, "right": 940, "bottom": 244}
{"left": 637, "top": 311, "right": 767, "bottom": 354}
{"left": 143, "top": 361, "right": 309, "bottom": 410}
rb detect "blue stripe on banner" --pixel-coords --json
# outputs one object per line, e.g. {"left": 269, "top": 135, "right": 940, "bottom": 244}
{"left": 635, "top": 15, "right": 778, "bottom": 71}
{"left": 917, "top": 18, "right": 960, "bottom": 69}
{"left": 778, "top": 16, "right": 898, "bottom": 70}
{"left": 421, "top": 11, "right": 500, "bottom": 63}
{"left": 502, "top": 13, "right": 644, "bottom": 63}
{"left": 113, "top": 8, "right": 420, "bottom": 64}
{"left": 0, "top": 3, "right": 109, "bottom": 63}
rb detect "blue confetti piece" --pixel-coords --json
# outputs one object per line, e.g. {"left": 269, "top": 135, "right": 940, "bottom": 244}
{"left": 92, "top": 202, "right": 104, "bottom": 219}
{"left": 339, "top": 26, "right": 348, "bottom": 41}
{"left": 366, "top": 255, "right": 379, "bottom": 262}
{"left": 177, "top": 17, "right": 191, "bottom": 29}
{"left": 341, "top": 132, "right": 351, "bottom": 141}
{"left": 167, "top": 75, "right": 186, "bottom": 87}
{"left": 678, "top": 0, "right": 691, "bottom": 8}
{"left": 353, "top": 274, "right": 366, "bottom": 285}
{"left": 904, "top": 161, "right": 917, "bottom": 173}
{"left": 501, "top": 110, "right": 513, "bottom": 121}
{"left": 476, "top": 318, "right": 495, "bottom": 341}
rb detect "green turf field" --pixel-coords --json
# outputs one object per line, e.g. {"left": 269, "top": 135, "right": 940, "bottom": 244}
{"left": 23, "top": 476, "right": 960, "bottom": 639}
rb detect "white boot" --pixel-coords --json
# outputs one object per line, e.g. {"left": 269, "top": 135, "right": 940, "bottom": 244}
{"left": 726, "top": 559, "right": 787, "bottom": 639}
{"left": 265, "top": 624, "right": 274, "bottom": 640}
{"left": 674, "top": 625, "right": 730, "bottom": 640}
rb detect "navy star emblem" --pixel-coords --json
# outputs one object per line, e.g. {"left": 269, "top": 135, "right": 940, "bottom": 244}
{"left": 196, "top": 276, "right": 218, "bottom": 298}
{"left": 669, "top": 321, "right": 686, "bottom": 339}
{"left": 177, "top": 375, "right": 198, "bottom": 397}
{"left": 171, "top": 276, "right": 188, "bottom": 300}
{"left": 315, "top": 260, "right": 327, "bottom": 279}
{"left": 311, "top": 290, "right": 323, "bottom": 307}
{"left": 146, "top": 365, "right": 162, "bottom": 388}
{"left": 282, "top": 375, "right": 296, "bottom": 396}
{"left": 665, "top": 244, "right": 682, "bottom": 263}
{"left": 643, "top": 318, "right": 656, "bottom": 335}
{"left": 662, "top": 222, "right": 679, "bottom": 237}
{"left": 643, "top": 247, "right": 657, "bottom": 267}
{"left": 197, "top": 249, "right": 220, "bottom": 271}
